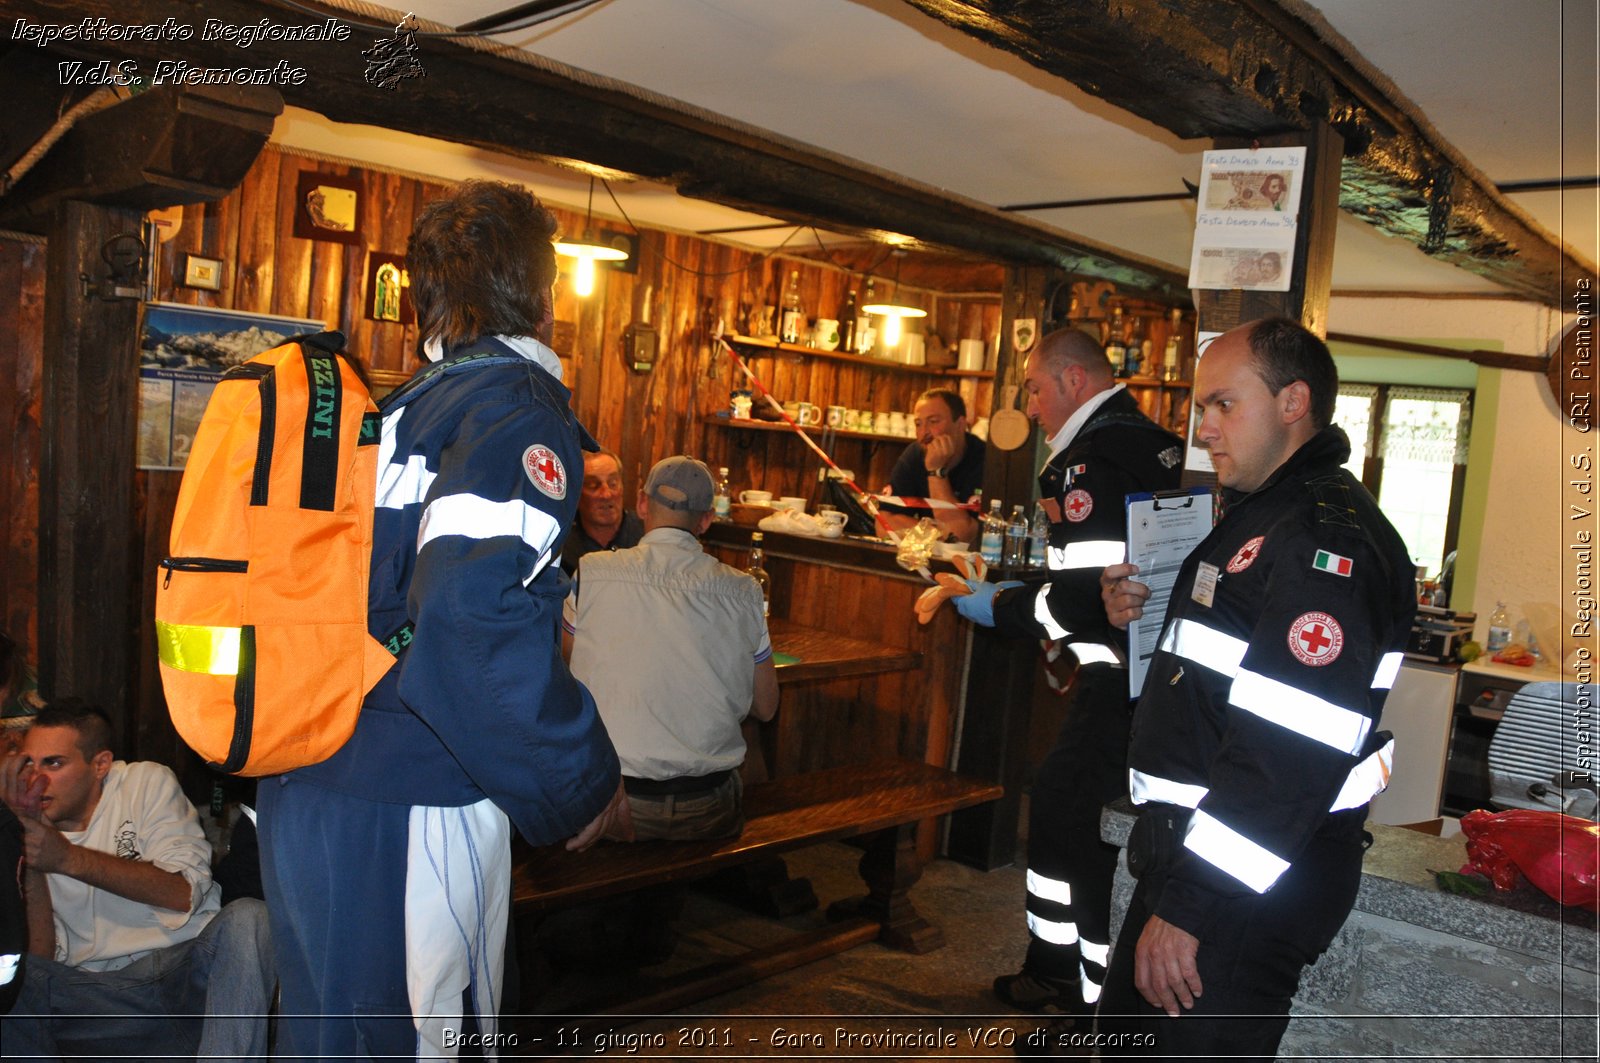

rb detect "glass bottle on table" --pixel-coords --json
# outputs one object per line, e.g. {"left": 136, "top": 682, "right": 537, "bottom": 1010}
{"left": 748, "top": 532, "right": 772, "bottom": 617}
{"left": 980, "top": 499, "right": 1005, "bottom": 568}
{"left": 1028, "top": 502, "right": 1049, "bottom": 569}
{"left": 1004, "top": 504, "right": 1028, "bottom": 569}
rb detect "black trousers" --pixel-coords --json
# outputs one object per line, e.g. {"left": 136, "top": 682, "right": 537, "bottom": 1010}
{"left": 1098, "top": 817, "right": 1366, "bottom": 1061}
{"left": 1022, "top": 667, "right": 1133, "bottom": 1003}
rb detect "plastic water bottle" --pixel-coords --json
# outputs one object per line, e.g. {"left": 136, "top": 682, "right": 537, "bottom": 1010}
{"left": 1028, "top": 502, "right": 1049, "bottom": 569}
{"left": 1004, "top": 504, "right": 1028, "bottom": 569}
{"left": 980, "top": 499, "right": 1004, "bottom": 568}
{"left": 1486, "top": 602, "right": 1511, "bottom": 652}
{"left": 713, "top": 466, "right": 732, "bottom": 521}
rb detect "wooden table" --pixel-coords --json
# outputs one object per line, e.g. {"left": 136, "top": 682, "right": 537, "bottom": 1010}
{"left": 768, "top": 617, "right": 922, "bottom": 684}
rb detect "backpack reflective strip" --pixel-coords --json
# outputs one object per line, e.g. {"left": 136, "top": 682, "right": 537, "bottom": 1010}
{"left": 155, "top": 621, "right": 242, "bottom": 676}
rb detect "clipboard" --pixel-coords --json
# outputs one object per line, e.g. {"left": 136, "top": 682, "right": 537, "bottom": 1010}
{"left": 1125, "top": 486, "right": 1216, "bottom": 698}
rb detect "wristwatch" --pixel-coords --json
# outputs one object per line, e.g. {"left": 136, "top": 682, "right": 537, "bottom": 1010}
{"left": 929, "top": 467, "right": 947, "bottom": 479}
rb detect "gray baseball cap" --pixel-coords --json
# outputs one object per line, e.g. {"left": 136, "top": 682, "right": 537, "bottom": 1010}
{"left": 644, "top": 455, "right": 715, "bottom": 512}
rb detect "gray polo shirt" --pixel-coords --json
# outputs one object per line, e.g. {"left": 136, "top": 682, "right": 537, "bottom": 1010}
{"left": 564, "top": 527, "right": 772, "bottom": 780}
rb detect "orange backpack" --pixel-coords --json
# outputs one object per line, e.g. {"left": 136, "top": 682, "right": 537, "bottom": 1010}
{"left": 155, "top": 331, "right": 396, "bottom": 775}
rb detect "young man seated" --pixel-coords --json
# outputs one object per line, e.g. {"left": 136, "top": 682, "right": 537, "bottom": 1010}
{"left": 0, "top": 699, "right": 275, "bottom": 1059}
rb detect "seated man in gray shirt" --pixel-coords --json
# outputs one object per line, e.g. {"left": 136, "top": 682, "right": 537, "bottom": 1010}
{"left": 563, "top": 456, "right": 779, "bottom": 840}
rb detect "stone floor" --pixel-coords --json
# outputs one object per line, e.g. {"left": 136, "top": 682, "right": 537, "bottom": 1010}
{"left": 508, "top": 839, "right": 1058, "bottom": 1060}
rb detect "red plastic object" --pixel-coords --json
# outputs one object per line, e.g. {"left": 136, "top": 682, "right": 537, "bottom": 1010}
{"left": 1460, "top": 808, "right": 1600, "bottom": 912}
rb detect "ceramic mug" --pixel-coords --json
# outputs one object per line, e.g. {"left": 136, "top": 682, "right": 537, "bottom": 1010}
{"left": 826, "top": 405, "right": 846, "bottom": 428}
{"left": 889, "top": 411, "right": 907, "bottom": 436}
{"left": 731, "top": 395, "right": 753, "bottom": 419}
{"left": 740, "top": 490, "right": 773, "bottom": 505}
{"left": 777, "top": 496, "right": 807, "bottom": 513}
{"left": 812, "top": 318, "right": 840, "bottom": 351}
{"left": 874, "top": 412, "right": 891, "bottom": 435}
{"left": 797, "top": 402, "right": 822, "bottom": 426}
{"left": 843, "top": 409, "right": 861, "bottom": 431}
{"left": 818, "top": 510, "right": 848, "bottom": 531}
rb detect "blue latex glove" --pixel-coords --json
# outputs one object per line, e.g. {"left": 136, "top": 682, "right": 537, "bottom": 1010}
{"left": 953, "top": 579, "right": 1024, "bottom": 627}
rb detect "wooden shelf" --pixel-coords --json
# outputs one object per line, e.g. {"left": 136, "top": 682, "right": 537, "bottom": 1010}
{"left": 1124, "top": 375, "right": 1192, "bottom": 389}
{"left": 704, "top": 414, "right": 913, "bottom": 445}
{"left": 725, "top": 334, "right": 987, "bottom": 378}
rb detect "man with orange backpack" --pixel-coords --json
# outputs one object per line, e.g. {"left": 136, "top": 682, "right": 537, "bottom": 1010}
{"left": 257, "top": 181, "right": 628, "bottom": 1060}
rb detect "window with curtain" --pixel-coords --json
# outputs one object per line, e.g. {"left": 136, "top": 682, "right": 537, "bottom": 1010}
{"left": 1332, "top": 384, "right": 1473, "bottom": 578}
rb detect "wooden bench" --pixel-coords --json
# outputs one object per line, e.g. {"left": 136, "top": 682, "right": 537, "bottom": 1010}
{"left": 511, "top": 759, "right": 1002, "bottom": 1016}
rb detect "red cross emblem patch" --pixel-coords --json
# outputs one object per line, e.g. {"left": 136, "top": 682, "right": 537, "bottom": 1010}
{"left": 1227, "top": 535, "right": 1265, "bottom": 573}
{"left": 1063, "top": 489, "right": 1093, "bottom": 523}
{"left": 522, "top": 445, "right": 567, "bottom": 500}
{"left": 1288, "top": 611, "right": 1343, "bottom": 667}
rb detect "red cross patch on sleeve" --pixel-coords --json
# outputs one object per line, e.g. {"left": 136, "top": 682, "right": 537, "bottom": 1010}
{"left": 1063, "top": 489, "right": 1093, "bottom": 522}
{"left": 1288, "top": 611, "right": 1344, "bottom": 666}
{"left": 522, "top": 445, "right": 567, "bottom": 499}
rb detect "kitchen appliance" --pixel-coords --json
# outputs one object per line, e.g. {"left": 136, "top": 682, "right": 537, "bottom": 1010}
{"left": 1405, "top": 604, "right": 1476, "bottom": 663}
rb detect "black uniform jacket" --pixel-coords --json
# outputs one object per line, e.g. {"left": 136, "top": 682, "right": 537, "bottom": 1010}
{"left": 992, "top": 388, "right": 1183, "bottom": 657}
{"left": 1127, "top": 426, "right": 1415, "bottom": 937}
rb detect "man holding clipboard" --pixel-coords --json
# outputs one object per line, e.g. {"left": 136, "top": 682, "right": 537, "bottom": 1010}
{"left": 1098, "top": 318, "right": 1412, "bottom": 1059}
{"left": 950, "top": 328, "right": 1182, "bottom": 1021}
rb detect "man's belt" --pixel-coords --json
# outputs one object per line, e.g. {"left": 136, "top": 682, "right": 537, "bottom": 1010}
{"left": 622, "top": 769, "right": 733, "bottom": 797}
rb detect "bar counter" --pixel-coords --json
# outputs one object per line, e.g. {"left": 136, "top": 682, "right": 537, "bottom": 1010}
{"left": 705, "top": 522, "right": 1041, "bottom": 867}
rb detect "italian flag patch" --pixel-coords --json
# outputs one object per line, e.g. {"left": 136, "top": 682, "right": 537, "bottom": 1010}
{"left": 1313, "top": 549, "right": 1353, "bottom": 577}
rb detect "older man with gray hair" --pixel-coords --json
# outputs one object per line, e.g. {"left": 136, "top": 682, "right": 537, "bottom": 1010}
{"left": 564, "top": 456, "right": 779, "bottom": 840}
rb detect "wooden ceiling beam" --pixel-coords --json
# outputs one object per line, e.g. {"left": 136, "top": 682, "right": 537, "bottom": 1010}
{"left": 0, "top": 81, "right": 281, "bottom": 231}
{"left": 901, "top": 0, "right": 1588, "bottom": 305}
{"left": 0, "top": 0, "right": 1190, "bottom": 301}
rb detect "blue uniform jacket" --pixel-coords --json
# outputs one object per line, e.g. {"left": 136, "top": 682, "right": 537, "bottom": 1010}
{"left": 294, "top": 338, "right": 620, "bottom": 846}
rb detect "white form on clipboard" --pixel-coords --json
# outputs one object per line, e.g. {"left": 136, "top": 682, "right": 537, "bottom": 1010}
{"left": 1124, "top": 487, "right": 1215, "bottom": 698}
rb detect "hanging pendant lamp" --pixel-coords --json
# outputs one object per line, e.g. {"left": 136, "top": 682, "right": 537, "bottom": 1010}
{"left": 861, "top": 249, "right": 925, "bottom": 346}
{"left": 554, "top": 176, "right": 628, "bottom": 297}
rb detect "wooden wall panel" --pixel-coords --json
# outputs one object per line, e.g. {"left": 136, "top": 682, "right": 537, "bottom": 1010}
{"left": 0, "top": 237, "right": 45, "bottom": 655}
{"left": 0, "top": 143, "right": 1002, "bottom": 766}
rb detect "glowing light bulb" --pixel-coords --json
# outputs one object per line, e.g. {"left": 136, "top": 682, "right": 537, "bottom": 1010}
{"left": 573, "top": 255, "right": 596, "bottom": 298}
{"left": 881, "top": 312, "right": 902, "bottom": 347}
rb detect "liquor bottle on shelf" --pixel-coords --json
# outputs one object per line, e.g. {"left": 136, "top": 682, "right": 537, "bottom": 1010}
{"left": 779, "top": 271, "right": 804, "bottom": 345}
{"left": 1121, "top": 313, "right": 1143, "bottom": 378}
{"left": 1004, "top": 504, "right": 1028, "bottom": 569}
{"left": 857, "top": 278, "right": 877, "bottom": 355}
{"left": 980, "top": 499, "right": 1005, "bottom": 568}
{"left": 748, "top": 532, "right": 772, "bottom": 617}
{"left": 839, "top": 289, "right": 858, "bottom": 354}
{"left": 1163, "top": 307, "right": 1185, "bottom": 381}
{"left": 1028, "top": 502, "right": 1049, "bottom": 569}
{"left": 713, "top": 466, "right": 732, "bottom": 521}
{"left": 1104, "top": 305, "right": 1126, "bottom": 375}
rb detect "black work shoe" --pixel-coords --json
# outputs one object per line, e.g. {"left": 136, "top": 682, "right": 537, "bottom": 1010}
{"left": 991, "top": 970, "right": 1084, "bottom": 1014}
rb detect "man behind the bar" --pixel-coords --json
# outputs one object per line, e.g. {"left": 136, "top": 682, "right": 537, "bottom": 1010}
{"left": 883, "top": 387, "right": 984, "bottom": 540}
{"left": 258, "top": 180, "right": 627, "bottom": 1061}
{"left": 565, "top": 455, "right": 779, "bottom": 839}
{"left": 559, "top": 447, "right": 644, "bottom": 575}
{"left": 949, "top": 327, "right": 1182, "bottom": 1021}
{"left": 1098, "top": 318, "right": 1411, "bottom": 1059}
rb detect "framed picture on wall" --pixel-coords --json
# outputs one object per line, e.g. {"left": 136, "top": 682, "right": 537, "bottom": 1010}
{"left": 137, "top": 302, "right": 326, "bottom": 470}
{"left": 181, "top": 253, "right": 225, "bottom": 291}
{"left": 293, "top": 171, "right": 363, "bottom": 245}
{"left": 365, "top": 251, "right": 412, "bottom": 322}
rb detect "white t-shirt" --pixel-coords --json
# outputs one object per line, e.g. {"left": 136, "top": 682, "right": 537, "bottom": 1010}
{"left": 565, "top": 527, "right": 772, "bottom": 779}
{"left": 48, "top": 761, "right": 221, "bottom": 971}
